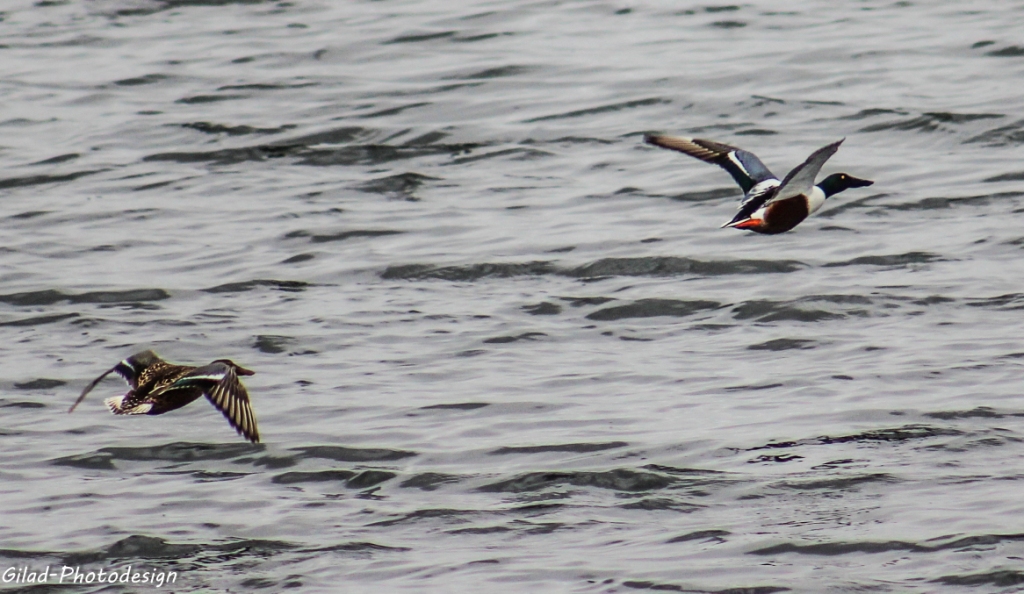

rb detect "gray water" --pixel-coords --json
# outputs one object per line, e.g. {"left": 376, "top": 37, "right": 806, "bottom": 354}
{"left": 3, "top": 0, "right": 1024, "bottom": 592}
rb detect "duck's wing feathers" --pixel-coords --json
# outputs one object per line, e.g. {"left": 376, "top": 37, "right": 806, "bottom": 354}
{"left": 644, "top": 134, "right": 777, "bottom": 194}
{"left": 770, "top": 139, "right": 844, "bottom": 203}
{"left": 69, "top": 350, "right": 165, "bottom": 413}
{"left": 167, "top": 362, "right": 260, "bottom": 443}
{"left": 722, "top": 180, "right": 781, "bottom": 228}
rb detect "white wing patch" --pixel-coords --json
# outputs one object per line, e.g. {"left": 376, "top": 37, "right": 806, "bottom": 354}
{"left": 741, "top": 179, "right": 780, "bottom": 207}
{"left": 747, "top": 206, "right": 769, "bottom": 221}
{"left": 727, "top": 152, "right": 751, "bottom": 179}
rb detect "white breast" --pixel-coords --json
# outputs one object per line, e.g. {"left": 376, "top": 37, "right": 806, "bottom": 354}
{"left": 805, "top": 185, "right": 827, "bottom": 215}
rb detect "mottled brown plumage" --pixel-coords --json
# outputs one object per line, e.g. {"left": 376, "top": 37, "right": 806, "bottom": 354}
{"left": 69, "top": 350, "right": 260, "bottom": 443}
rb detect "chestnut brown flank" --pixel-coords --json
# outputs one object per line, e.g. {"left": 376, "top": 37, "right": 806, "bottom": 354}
{"left": 761, "top": 197, "right": 810, "bottom": 235}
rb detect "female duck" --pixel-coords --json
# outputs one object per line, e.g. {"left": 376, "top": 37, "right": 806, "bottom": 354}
{"left": 69, "top": 350, "right": 260, "bottom": 443}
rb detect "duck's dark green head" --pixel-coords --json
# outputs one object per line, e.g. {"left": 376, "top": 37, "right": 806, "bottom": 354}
{"left": 818, "top": 173, "right": 873, "bottom": 198}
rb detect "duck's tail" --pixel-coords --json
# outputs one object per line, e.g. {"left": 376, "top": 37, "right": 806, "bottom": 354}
{"left": 105, "top": 395, "right": 153, "bottom": 415}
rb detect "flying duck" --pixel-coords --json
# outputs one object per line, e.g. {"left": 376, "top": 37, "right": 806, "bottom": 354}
{"left": 69, "top": 350, "right": 260, "bottom": 443}
{"left": 644, "top": 135, "right": 873, "bottom": 234}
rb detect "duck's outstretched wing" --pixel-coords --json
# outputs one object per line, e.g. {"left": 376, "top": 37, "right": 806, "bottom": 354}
{"left": 771, "top": 139, "right": 844, "bottom": 203}
{"left": 644, "top": 134, "right": 777, "bottom": 193}
{"left": 68, "top": 350, "right": 164, "bottom": 413}
{"left": 169, "top": 363, "right": 260, "bottom": 443}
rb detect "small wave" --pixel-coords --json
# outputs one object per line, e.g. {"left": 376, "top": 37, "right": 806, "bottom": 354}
{"left": 217, "top": 82, "right": 317, "bottom": 91}
{"left": 290, "top": 445, "right": 417, "bottom": 462}
{"left": 356, "top": 102, "right": 431, "bottom": 119}
{"left": 521, "top": 302, "right": 561, "bottom": 315}
{"left": 0, "top": 170, "right": 101, "bottom": 190}
{"left": 748, "top": 425, "right": 963, "bottom": 453}
{"left": 934, "top": 569, "right": 1024, "bottom": 587}
{"left": 984, "top": 171, "right": 1024, "bottom": 182}
{"left": 483, "top": 332, "right": 547, "bottom": 343}
{"left": 450, "top": 147, "right": 552, "bottom": 164}
{"left": 144, "top": 145, "right": 299, "bottom": 164}
{"left": 253, "top": 335, "right": 294, "bottom": 354}
{"left": 839, "top": 107, "right": 909, "bottom": 120}
{"left": 489, "top": 442, "right": 628, "bottom": 455}
{"left": 448, "top": 65, "right": 534, "bottom": 80}
{"left": 751, "top": 532, "right": 1024, "bottom": 558}
{"left": 966, "top": 293, "right": 1024, "bottom": 310}
{"left": 986, "top": 45, "right": 1024, "bottom": 57}
{"left": 620, "top": 498, "right": 705, "bottom": 512}
{"left": 381, "top": 261, "right": 557, "bottom": 281}
{"left": 419, "top": 402, "right": 490, "bottom": 411}
{"left": 731, "top": 298, "right": 850, "bottom": 323}
{"left": 381, "top": 257, "right": 804, "bottom": 282}
{"left": 884, "top": 191, "right": 1023, "bottom": 211}
{"left": 750, "top": 539, "right": 925, "bottom": 556}
{"left": 202, "top": 279, "right": 308, "bottom": 293}
{"left": 64, "top": 535, "right": 203, "bottom": 565}
{"left": 282, "top": 126, "right": 373, "bottom": 145}
{"left": 181, "top": 121, "right": 296, "bottom": 136}
{"left": 823, "top": 251, "right": 943, "bottom": 267}
{"left": 30, "top": 153, "right": 79, "bottom": 165}
{"left": 309, "top": 542, "right": 409, "bottom": 554}
{"left": 967, "top": 118, "right": 1024, "bottom": 146}
{"left": 0, "top": 288, "right": 169, "bottom": 306}
{"left": 272, "top": 469, "right": 395, "bottom": 488}
{"left": 859, "top": 111, "right": 1003, "bottom": 133}
{"left": 566, "top": 257, "right": 805, "bottom": 279}
{"left": 623, "top": 581, "right": 786, "bottom": 594}
{"left": 52, "top": 442, "right": 263, "bottom": 471}
{"left": 523, "top": 98, "right": 668, "bottom": 123}
{"left": 285, "top": 229, "right": 402, "bottom": 243}
{"left": 281, "top": 253, "right": 315, "bottom": 264}
{"left": 774, "top": 473, "right": 896, "bottom": 491}
{"left": 0, "top": 313, "right": 80, "bottom": 327}
{"left": 1, "top": 401, "right": 46, "bottom": 409}
{"left": 666, "top": 529, "right": 731, "bottom": 544}
{"left": 298, "top": 143, "right": 478, "bottom": 166}
{"left": 586, "top": 299, "right": 722, "bottom": 321}
{"left": 383, "top": 31, "right": 457, "bottom": 44}
{"left": 747, "top": 338, "right": 816, "bottom": 351}
{"left": 662, "top": 187, "right": 740, "bottom": 202}
{"left": 14, "top": 379, "right": 65, "bottom": 390}
{"left": 113, "top": 73, "right": 169, "bottom": 86}
{"left": 478, "top": 469, "right": 675, "bottom": 493}
{"left": 356, "top": 172, "right": 439, "bottom": 200}
{"left": 369, "top": 508, "right": 477, "bottom": 527}
{"left": 924, "top": 407, "right": 1018, "bottom": 420}
{"left": 399, "top": 473, "right": 463, "bottom": 490}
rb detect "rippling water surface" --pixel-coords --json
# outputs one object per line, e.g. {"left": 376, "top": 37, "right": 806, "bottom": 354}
{"left": 4, "top": 0, "right": 1024, "bottom": 591}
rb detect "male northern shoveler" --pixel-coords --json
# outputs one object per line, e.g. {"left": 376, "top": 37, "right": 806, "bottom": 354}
{"left": 69, "top": 350, "right": 260, "bottom": 443}
{"left": 643, "top": 134, "right": 873, "bottom": 234}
